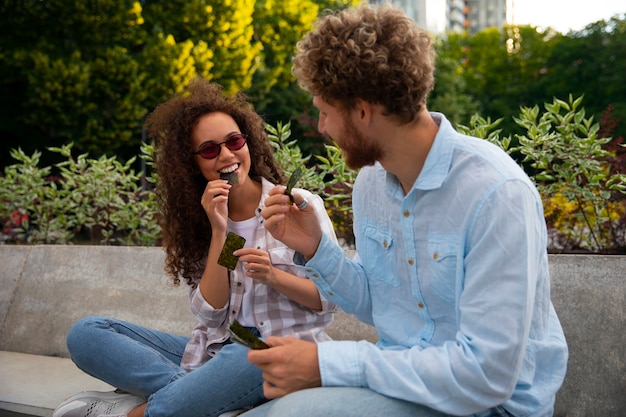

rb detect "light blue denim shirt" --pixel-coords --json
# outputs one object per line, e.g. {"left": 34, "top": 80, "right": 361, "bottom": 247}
{"left": 303, "top": 113, "right": 568, "bottom": 417}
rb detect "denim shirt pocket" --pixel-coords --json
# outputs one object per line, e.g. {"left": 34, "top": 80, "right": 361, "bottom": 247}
{"left": 362, "top": 225, "right": 399, "bottom": 286}
{"left": 427, "top": 237, "right": 458, "bottom": 303}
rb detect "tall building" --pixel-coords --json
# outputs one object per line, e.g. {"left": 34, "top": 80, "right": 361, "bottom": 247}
{"left": 448, "top": 0, "right": 467, "bottom": 32}
{"left": 369, "top": 0, "right": 447, "bottom": 33}
{"left": 463, "top": 0, "right": 508, "bottom": 34}
{"left": 369, "top": 0, "right": 510, "bottom": 34}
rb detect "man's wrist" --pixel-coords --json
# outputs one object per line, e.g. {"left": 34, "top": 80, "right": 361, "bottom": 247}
{"left": 303, "top": 234, "right": 322, "bottom": 261}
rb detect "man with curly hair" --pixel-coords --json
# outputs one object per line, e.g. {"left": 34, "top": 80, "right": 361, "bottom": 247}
{"left": 245, "top": 4, "right": 568, "bottom": 417}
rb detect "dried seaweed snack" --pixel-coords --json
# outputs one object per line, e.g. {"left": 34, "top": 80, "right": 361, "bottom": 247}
{"left": 217, "top": 232, "right": 246, "bottom": 270}
{"left": 285, "top": 166, "right": 303, "bottom": 203}
{"left": 229, "top": 319, "right": 270, "bottom": 349}
{"left": 220, "top": 171, "right": 239, "bottom": 185}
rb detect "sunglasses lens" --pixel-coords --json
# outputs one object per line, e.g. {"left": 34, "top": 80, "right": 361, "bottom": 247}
{"left": 196, "top": 134, "right": 247, "bottom": 159}
{"left": 198, "top": 145, "right": 220, "bottom": 159}
{"left": 225, "top": 134, "right": 247, "bottom": 151}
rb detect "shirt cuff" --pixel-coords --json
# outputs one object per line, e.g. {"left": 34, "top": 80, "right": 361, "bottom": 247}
{"left": 307, "top": 232, "right": 344, "bottom": 273}
{"left": 300, "top": 233, "right": 348, "bottom": 305}
{"left": 318, "top": 340, "right": 364, "bottom": 387}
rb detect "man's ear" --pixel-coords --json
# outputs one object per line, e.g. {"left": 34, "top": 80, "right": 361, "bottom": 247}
{"left": 354, "top": 99, "right": 373, "bottom": 126}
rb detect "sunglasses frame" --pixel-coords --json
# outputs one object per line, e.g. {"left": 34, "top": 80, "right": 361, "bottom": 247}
{"left": 193, "top": 133, "right": 248, "bottom": 160}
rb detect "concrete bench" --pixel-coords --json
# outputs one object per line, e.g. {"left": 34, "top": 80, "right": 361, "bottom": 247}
{"left": 0, "top": 245, "right": 623, "bottom": 417}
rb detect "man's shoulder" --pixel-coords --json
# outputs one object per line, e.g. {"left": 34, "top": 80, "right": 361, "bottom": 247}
{"left": 357, "top": 162, "right": 385, "bottom": 178}
{"left": 354, "top": 163, "right": 387, "bottom": 191}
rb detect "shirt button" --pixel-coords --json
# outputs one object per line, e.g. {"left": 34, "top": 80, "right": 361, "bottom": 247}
{"left": 433, "top": 252, "right": 439, "bottom": 260}
{"left": 328, "top": 291, "right": 334, "bottom": 296}
{"left": 237, "top": 282, "right": 242, "bottom": 286}
{"left": 383, "top": 241, "right": 388, "bottom": 248}
{"left": 231, "top": 310, "right": 237, "bottom": 314}
{"left": 306, "top": 268, "right": 313, "bottom": 273}
{"left": 408, "top": 258, "right": 414, "bottom": 265}
{"left": 313, "top": 273, "right": 319, "bottom": 278}
{"left": 418, "top": 302, "right": 424, "bottom": 308}
{"left": 403, "top": 210, "right": 410, "bottom": 217}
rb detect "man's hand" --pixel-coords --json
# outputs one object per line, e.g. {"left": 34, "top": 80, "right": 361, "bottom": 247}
{"left": 261, "top": 186, "right": 322, "bottom": 260}
{"left": 247, "top": 337, "right": 322, "bottom": 399}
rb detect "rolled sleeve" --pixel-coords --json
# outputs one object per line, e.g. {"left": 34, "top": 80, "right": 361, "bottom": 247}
{"left": 188, "top": 287, "right": 228, "bottom": 329}
{"left": 318, "top": 340, "right": 364, "bottom": 387}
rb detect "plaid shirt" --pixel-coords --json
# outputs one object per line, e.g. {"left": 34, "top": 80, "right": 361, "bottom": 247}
{"left": 181, "top": 178, "right": 337, "bottom": 371}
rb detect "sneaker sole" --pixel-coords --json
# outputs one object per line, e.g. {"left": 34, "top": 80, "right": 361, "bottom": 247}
{"left": 52, "top": 391, "right": 141, "bottom": 417}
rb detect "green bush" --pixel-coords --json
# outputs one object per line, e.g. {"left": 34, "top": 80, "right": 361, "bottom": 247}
{"left": 0, "top": 144, "right": 161, "bottom": 245}
{"left": 1, "top": 96, "right": 624, "bottom": 252}
{"left": 458, "top": 95, "right": 626, "bottom": 253}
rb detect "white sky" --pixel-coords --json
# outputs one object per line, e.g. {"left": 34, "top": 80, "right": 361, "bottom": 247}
{"left": 510, "top": 0, "right": 626, "bottom": 32}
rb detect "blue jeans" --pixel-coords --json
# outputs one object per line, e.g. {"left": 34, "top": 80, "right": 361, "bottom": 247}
{"left": 238, "top": 387, "right": 514, "bottom": 417}
{"left": 67, "top": 316, "right": 266, "bottom": 417}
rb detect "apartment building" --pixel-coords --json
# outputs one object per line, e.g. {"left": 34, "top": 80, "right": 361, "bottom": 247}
{"left": 369, "top": 0, "right": 511, "bottom": 34}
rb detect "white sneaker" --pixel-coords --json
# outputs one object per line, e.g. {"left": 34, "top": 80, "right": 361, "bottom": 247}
{"left": 52, "top": 390, "right": 144, "bottom": 417}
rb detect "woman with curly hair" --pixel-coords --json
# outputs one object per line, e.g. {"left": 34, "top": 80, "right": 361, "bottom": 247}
{"left": 52, "top": 77, "right": 337, "bottom": 417}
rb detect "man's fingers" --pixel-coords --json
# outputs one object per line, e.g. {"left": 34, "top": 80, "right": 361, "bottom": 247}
{"left": 262, "top": 380, "right": 284, "bottom": 399}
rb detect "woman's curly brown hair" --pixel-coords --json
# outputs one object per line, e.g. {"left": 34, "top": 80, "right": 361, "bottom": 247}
{"left": 292, "top": 3, "right": 435, "bottom": 124}
{"left": 144, "top": 77, "right": 286, "bottom": 287}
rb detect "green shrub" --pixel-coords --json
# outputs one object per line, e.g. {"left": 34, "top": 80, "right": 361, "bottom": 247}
{"left": 0, "top": 144, "right": 161, "bottom": 245}
{"left": 458, "top": 95, "right": 626, "bottom": 253}
{"left": 1, "top": 96, "right": 624, "bottom": 252}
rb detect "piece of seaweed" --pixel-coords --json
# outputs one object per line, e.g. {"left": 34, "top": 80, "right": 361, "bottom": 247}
{"left": 228, "top": 319, "right": 270, "bottom": 349}
{"left": 285, "top": 166, "right": 303, "bottom": 203}
{"left": 217, "top": 232, "right": 246, "bottom": 270}
{"left": 220, "top": 171, "right": 239, "bottom": 185}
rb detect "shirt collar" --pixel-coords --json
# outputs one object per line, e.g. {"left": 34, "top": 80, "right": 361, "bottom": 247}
{"left": 254, "top": 177, "right": 275, "bottom": 220}
{"left": 413, "top": 112, "right": 455, "bottom": 191}
{"left": 383, "top": 112, "right": 455, "bottom": 196}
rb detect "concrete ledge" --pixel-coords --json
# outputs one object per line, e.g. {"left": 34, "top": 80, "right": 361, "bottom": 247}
{"left": 0, "top": 245, "right": 197, "bottom": 357}
{"left": 0, "top": 245, "right": 624, "bottom": 417}
{"left": 549, "top": 255, "right": 626, "bottom": 416}
{"left": 0, "top": 351, "right": 113, "bottom": 417}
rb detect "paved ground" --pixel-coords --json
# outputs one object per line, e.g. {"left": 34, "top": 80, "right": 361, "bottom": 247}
{"left": 0, "top": 351, "right": 112, "bottom": 416}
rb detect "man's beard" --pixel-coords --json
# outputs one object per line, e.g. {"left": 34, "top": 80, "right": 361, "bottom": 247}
{"left": 332, "top": 117, "right": 383, "bottom": 169}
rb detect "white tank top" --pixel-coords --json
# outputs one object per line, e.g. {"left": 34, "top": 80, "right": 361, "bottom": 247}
{"left": 227, "top": 216, "right": 257, "bottom": 327}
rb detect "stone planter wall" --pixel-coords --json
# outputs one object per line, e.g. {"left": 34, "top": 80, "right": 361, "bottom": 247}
{"left": 0, "top": 246, "right": 623, "bottom": 416}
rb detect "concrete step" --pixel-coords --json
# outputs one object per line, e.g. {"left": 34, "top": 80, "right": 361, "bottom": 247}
{"left": 0, "top": 351, "right": 113, "bottom": 417}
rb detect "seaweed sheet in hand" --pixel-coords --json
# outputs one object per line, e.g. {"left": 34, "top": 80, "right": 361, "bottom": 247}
{"left": 220, "top": 171, "right": 239, "bottom": 185}
{"left": 229, "top": 319, "right": 270, "bottom": 349}
{"left": 285, "top": 166, "right": 303, "bottom": 203}
{"left": 218, "top": 232, "right": 246, "bottom": 270}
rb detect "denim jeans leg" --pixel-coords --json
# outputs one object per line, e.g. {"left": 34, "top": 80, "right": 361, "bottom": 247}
{"left": 240, "top": 387, "right": 450, "bottom": 417}
{"left": 240, "top": 388, "right": 515, "bottom": 417}
{"left": 66, "top": 316, "right": 189, "bottom": 398}
{"left": 145, "top": 340, "right": 266, "bottom": 417}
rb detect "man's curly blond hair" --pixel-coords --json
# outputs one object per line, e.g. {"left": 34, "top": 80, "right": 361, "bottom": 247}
{"left": 292, "top": 3, "right": 435, "bottom": 124}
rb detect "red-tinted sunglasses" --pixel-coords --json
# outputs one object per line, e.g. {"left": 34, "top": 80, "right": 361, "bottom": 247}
{"left": 193, "top": 134, "right": 248, "bottom": 160}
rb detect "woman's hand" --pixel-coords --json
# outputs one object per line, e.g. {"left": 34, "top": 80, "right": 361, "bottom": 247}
{"left": 201, "top": 180, "right": 231, "bottom": 233}
{"left": 234, "top": 247, "right": 278, "bottom": 286}
{"left": 235, "top": 246, "right": 324, "bottom": 310}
